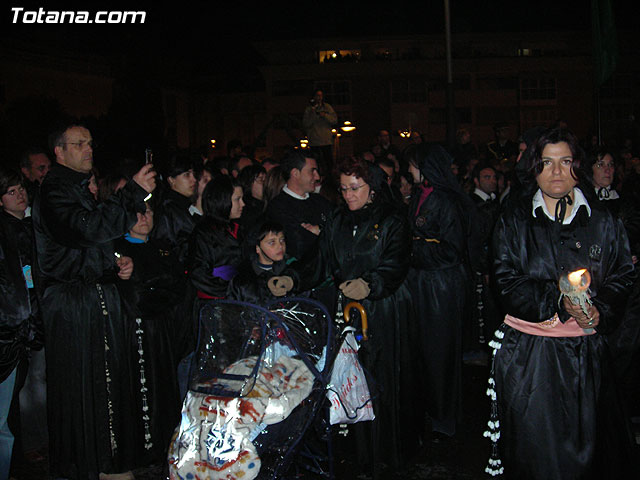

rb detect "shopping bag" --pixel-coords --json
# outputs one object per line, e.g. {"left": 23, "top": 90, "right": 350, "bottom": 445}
{"left": 327, "top": 331, "right": 375, "bottom": 424}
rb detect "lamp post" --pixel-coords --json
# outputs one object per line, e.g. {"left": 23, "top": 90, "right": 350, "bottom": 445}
{"left": 336, "top": 121, "right": 356, "bottom": 158}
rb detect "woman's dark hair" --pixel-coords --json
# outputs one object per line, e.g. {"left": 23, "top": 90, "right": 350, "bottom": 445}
{"left": 195, "top": 163, "right": 217, "bottom": 182}
{"left": 526, "top": 127, "right": 583, "bottom": 180}
{"left": 263, "top": 166, "right": 286, "bottom": 206}
{"left": 335, "top": 156, "right": 372, "bottom": 186}
{"left": 582, "top": 147, "right": 616, "bottom": 177}
{"left": 0, "top": 167, "right": 24, "bottom": 196}
{"left": 201, "top": 175, "right": 240, "bottom": 223}
{"left": 98, "top": 173, "right": 128, "bottom": 203}
{"left": 237, "top": 164, "right": 266, "bottom": 197}
{"left": 165, "top": 153, "right": 193, "bottom": 180}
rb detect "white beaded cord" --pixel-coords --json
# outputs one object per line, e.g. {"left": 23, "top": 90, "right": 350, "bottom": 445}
{"left": 97, "top": 283, "right": 118, "bottom": 454}
{"left": 484, "top": 324, "right": 506, "bottom": 476}
{"left": 135, "top": 317, "right": 153, "bottom": 450}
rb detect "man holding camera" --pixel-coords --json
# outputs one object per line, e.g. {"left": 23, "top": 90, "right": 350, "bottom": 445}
{"left": 302, "top": 89, "right": 337, "bottom": 175}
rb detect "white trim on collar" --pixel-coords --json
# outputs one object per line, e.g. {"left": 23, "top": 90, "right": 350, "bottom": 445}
{"left": 283, "top": 184, "right": 309, "bottom": 200}
{"left": 473, "top": 188, "right": 496, "bottom": 201}
{"left": 532, "top": 187, "right": 591, "bottom": 224}
{"left": 594, "top": 186, "right": 620, "bottom": 200}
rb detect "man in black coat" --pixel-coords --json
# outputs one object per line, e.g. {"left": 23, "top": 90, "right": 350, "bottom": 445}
{"left": 466, "top": 163, "right": 501, "bottom": 362}
{"left": 32, "top": 123, "right": 156, "bottom": 479}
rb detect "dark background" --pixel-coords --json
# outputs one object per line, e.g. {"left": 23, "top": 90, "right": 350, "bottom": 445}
{"left": 1, "top": 1, "right": 639, "bottom": 172}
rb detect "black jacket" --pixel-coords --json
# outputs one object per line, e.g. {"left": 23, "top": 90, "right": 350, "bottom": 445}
{"left": 188, "top": 219, "right": 242, "bottom": 298}
{"left": 33, "top": 163, "right": 148, "bottom": 286}
{"left": 0, "top": 212, "right": 42, "bottom": 381}
{"left": 151, "top": 188, "right": 196, "bottom": 264}
{"left": 409, "top": 188, "right": 467, "bottom": 271}
{"left": 114, "top": 237, "right": 188, "bottom": 317}
{"left": 493, "top": 189, "right": 635, "bottom": 333}
{"left": 227, "top": 254, "right": 291, "bottom": 304}
{"left": 296, "top": 198, "right": 410, "bottom": 302}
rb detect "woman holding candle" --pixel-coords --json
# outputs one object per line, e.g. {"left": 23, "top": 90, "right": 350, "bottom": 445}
{"left": 486, "top": 127, "right": 636, "bottom": 478}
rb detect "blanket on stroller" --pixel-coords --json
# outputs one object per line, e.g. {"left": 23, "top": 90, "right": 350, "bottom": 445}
{"left": 169, "top": 353, "right": 313, "bottom": 480}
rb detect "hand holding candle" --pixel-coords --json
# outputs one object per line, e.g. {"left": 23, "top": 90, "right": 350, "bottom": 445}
{"left": 559, "top": 268, "right": 597, "bottom": 332}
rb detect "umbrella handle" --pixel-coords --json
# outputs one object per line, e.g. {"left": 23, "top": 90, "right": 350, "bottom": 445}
{"left": 344, "top": 301, "right": 368, "bottom": 341}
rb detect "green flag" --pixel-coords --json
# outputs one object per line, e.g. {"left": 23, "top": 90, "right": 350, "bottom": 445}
{"left": 591, "top": 0, "right": 619, "bottom": 86}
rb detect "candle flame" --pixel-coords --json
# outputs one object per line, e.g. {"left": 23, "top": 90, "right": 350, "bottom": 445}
{"left": 568, "top": 269, "right": 587, "bottom": 286}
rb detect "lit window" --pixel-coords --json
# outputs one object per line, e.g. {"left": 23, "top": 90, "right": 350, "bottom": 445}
{"left": 318, "top": 50, "right": 361, "bottom": 63}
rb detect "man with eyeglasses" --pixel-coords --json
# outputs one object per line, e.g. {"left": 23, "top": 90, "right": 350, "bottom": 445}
{"left": 32, "top": 123, "right": 156, "bottom": 479}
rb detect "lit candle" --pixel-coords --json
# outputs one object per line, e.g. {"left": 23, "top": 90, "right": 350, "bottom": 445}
{"left": 568, "top": 269, "right": 586, "bottom": 286}
{"left": 559, "top": 268, "right": 593, "bottom": 332}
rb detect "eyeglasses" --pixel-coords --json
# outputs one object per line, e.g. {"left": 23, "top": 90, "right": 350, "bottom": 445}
{"left": 62, "top": 140, "right": 94, "bottom": 149}
{"left": 339, "top": 184, "right": 367, "bottom": 193}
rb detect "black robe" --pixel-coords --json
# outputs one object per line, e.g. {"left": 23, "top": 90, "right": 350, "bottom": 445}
{"left": 407, "top": 186, "right": 470, "bottom": 436}
{"left": 32, "top": 163, "right": 148, "bottom": 479}
{"left": 187, "top": 219, "right": 242, "bottom": 299}
{"left": 491, "top": 189, "right": 635, "bottom": 479}
{"left": 114, "top": 236, "right": 187, "bottom": 468}
{"left": 294, "top": 198, "right": 416, "bottom": 470}
{"left": 150, "top": 188, "right": 196, "bottom": 264}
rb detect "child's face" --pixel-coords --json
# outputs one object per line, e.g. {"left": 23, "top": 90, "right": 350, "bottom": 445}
{"left": 257, "top": 231, "right": 286, "bottom": 264}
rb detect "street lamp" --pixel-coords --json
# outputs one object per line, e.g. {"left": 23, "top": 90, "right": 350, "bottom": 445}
{"left": 341, "top": 121, "right": 356, "bottom": 132}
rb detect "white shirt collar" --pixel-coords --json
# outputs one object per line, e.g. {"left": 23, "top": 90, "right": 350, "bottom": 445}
{"left": 473, "top": 188, "right": 496, "bottom": 201}
{"left": 532, "top": 187, "right": 591, "bottom": 224}
{"left": 594, "top": 185, "right": 620, "bottom": 200}
{"left": 283, "top": 184, "right": 309, "bottom": 200}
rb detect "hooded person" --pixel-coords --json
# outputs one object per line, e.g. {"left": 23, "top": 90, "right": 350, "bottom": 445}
{"left": 403, "top": 143, "right": 476, "bottom": 439}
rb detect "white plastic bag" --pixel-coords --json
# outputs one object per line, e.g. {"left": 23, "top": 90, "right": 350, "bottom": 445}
{"left": 327, "top": 331, "right": 375, "bottom": 425}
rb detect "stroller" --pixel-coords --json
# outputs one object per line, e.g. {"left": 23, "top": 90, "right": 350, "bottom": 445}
{"left": 168, "top": 297, "right": 358, "bottom": 479}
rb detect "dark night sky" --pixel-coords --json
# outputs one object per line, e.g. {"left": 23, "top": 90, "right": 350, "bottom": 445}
{"left": 2, "top": 1, "right": 639, "bottom": 85}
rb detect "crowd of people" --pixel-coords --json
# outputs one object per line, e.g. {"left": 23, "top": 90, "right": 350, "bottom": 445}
{"left": 1, "top": 116, "right": 639, "bottom": 480}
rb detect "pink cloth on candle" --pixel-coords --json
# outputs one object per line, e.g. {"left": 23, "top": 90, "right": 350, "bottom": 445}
{"left": 504, "top": 313, "right": 595, "bottom": 337}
